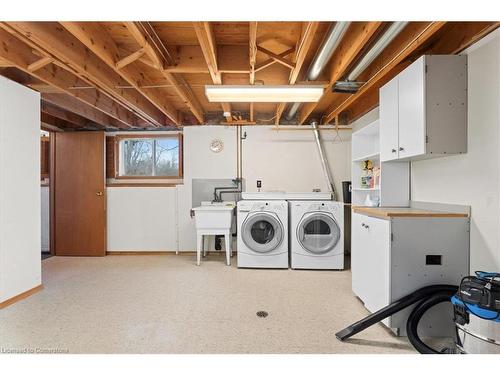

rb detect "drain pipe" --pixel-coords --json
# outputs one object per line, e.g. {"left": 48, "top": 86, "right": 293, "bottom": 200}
{"left": 286, "top": 21, "right": 350, "bottom": 120}
{"left": 312, "top": 121, "right": 336, "bottom": 199}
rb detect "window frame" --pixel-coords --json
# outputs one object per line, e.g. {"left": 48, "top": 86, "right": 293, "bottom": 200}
{"left": 114, "top": 134, "right": 183, "bottom": 180}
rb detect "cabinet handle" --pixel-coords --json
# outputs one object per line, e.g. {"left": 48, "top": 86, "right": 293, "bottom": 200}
{"left": 361, "top": 223, "right": 369, "bottom": 229}
{"left": 399, "top": 147, "right": 404, "bottom": 152}
{"left": 391, "top": 149, "right": 397, "bottom": 153}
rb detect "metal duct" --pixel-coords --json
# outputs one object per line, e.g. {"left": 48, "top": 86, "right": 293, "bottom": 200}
{"left": 311, "top": 121, "right": 336, "bottom": 199}
{"left": 286, "top": 22, "right": 350, "bottom": 120}
{"left": 346, "top": 21, "right": 409, "bottom": 81}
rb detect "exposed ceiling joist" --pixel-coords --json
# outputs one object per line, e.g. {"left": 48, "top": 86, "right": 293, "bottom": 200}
{"left": 298, "top": 22, "right": 383, "bottom": 124}
{"left": 324, "top": 21, "right": 447, "bottom": 123}
{"left": 41, "top": 101, "right": 103, "bottom": 129}
{"left": 0, "top": 26, "right": 135, "bottom": 129}
{"left": 42, "top": 93, "right": 129, "bottom": 130}
{"left": 41, "top": 112, "right": 81, "bottom": 130}
{"left": 249, "top": 21, "right": 258, "bottom": 122}
{"left": 275, "top": 22, "right": 320, "bottom": 125}
{"left": 125, "top": 22, "right": 172, "bottom": 70}
{"left": 2, "top": 22, "right": 169, "bottom": 127}
{"left": 249, "top": 22, "right": 258, "bottom": 85}
{"left": 193, "top": 21, "right": 232, "bottom": 122}
{"left": 59, "top": 21, "right": 181, "bottom": 126}
{"left": 341, "top": 21, "right": 500, "bottom": 124}
{"left": 124, "top": 22, "right": 205, "bottom": 124}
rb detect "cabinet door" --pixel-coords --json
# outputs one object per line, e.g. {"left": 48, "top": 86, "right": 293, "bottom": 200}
{"left": 379, "top": 76, "right": 400, "bottom": 161}
{"left": 351, "top": 213, "right": 369, "bottom": 298}
{"left": 398, "top": 57, "right": 426, "bottom": 159}
{"left": 351, "top": 213, "right": 391, "bottom": 313}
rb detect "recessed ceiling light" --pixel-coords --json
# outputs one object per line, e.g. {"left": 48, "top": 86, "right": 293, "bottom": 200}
{"left": 205, "top": 85, "right": 324, "bottom": 103}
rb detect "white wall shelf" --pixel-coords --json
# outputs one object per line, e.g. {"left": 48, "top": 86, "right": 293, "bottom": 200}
{"left": 351, "top": 119, "right": 409, "bottom": 207}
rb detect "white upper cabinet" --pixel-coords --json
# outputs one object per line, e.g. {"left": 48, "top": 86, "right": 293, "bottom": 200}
{"left": 379, "top": 76, "right": 399, "bottom": 161}
{"left": 379, "top": 55, "right": 467, "bottom": 162}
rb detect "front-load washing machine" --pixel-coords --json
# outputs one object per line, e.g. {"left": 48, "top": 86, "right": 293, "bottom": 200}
{"left": 290, "top": 200, "right": 344, "bottom": 270}
{"left": 237, "top": 200, "right": 288, "bottom": 268}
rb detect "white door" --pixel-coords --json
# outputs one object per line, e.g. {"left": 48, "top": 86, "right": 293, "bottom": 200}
{"left": 379, "top": 76, "right": 400, "bottom": 161}
{"left": 398, "top": 56, "right": 426, "bottom": 159}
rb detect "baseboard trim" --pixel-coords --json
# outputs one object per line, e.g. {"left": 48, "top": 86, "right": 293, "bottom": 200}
{"left": 0, "top": 284, "right": 43, "bottom": 309}
{"left": 106, "top": 251, "right": 237, "bottom": 256}
{"left": 107, "top": 251, "right": 175, "bottom": 255}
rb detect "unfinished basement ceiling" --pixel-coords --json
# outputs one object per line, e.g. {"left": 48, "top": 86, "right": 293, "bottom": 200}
{"left": 0, "top": 21, "right": 497, "bottom": 131}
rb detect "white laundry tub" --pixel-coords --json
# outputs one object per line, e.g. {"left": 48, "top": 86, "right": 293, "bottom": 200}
{"left": 192, "top": 203, "right": 235, "bottom": 231}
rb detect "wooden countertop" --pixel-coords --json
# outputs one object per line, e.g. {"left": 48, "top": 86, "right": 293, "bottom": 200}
{"left": 352, "top": 206, "right": 469, "bottom": 219}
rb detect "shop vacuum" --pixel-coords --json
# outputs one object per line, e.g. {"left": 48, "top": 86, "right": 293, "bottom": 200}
{"left": 336, "top": 271, "right": 500, "bottom": 354}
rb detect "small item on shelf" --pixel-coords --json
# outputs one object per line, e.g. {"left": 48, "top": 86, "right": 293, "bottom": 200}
{"left": 364, "top": 194, "right": 380, "bottom": 207}
{"left": 360, "top": 159, "right": 374, "bottom": 188}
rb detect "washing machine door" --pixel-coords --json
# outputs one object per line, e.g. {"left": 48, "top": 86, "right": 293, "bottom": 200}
{"left": 241, "top": 212, "right": 284, "bottom": 253}
{"left": 297, "top": 212, "right": 340, "bottom": 255}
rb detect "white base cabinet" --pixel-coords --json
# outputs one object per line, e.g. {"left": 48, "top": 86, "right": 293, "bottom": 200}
{"left": 351, "top": 211, "right": 470, "bottom": 336}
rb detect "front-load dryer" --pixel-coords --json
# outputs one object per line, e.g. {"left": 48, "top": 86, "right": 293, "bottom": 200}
{"left": 237, "top": 200, "right": 288, "bottom": 268}
{"left": 290, "top": 201, "right": 344, "bottom": 270}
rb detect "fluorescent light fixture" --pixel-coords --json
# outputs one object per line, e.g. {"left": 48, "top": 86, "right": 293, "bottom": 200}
{"left": 205, "top": 85, "right": 324, "bottom": 103}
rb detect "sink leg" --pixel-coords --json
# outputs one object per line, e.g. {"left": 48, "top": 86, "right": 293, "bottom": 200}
{"left": 196, "top": 234, "right": 202, "bottom": 266}
{"left": 224, "top": 231, "right": 231, "bottom": 266}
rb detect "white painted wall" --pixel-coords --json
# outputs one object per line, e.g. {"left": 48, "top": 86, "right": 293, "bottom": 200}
{"left": 41, "top": 186, "right": 50, "bottom": 252}
{"left": 352, "top": 30, "right": 500, "bottom": 272}
{"left": 411, "top": 30, "right": 500, "bottom": 272}
{"left": 242, "top": 126, "right": 351, "bottom": 197}
{"left": 107, "top": 187, "right": 178, "bottom": 251}
{"left": 106, "top": 125, "right": 352, "bottom": 252}
{"left": 0, "top": 76, "right": 41, "bottom": 303}
{"left": 178, "top": 126, "right": 237, "bottom": 251}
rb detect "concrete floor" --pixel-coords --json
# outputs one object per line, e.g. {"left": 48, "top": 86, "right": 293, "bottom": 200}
{"left": 0, "top": 254, "right": 415, "bottom": 354}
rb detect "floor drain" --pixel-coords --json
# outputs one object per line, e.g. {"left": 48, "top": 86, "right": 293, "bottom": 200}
{"left": 256, "top": 310, "right": 268, "bottom": 318}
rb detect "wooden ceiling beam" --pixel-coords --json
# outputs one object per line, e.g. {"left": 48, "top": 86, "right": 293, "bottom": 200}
{"left": 2, "top": 22, "right": 169, "bottom": 127}
{"left": 0, "top": 26, "right": 136, "bottom": 129}
{"left": 193, "top": 21, "right": 232, "bottom": 122}
{"left": 275, "top": 22, "right": 320, "bottom": 125}
{"left": 41, "top": 100, "right": 103, "bottom": 129}
{"left": 324, "top": 22, "right": 447, "bottom": 123}
{"left": 124, "top": 22, "right": 172, "bottom": 70}
{"left": 42, "top": 93, "right": 128, "bottom": 130}
{"left": 249, "top": 22, "right": 258, "bottom": 85}
{"left": 298, "top": 22, "right": 383, "bottom": 124}
{"left": 249, "top": 22, "right": 258, "bottom": 122}
{"left": 340, "top": 22, "right": 499, "bottom": 124}
{"left": 41, "top": 112, "right": 81, "bottom": 130}
{"left": 60, "top": 22, "right": 181, "bottom": 125}
{"left": 123, "top": 22, "right": 205, "bottom": 124}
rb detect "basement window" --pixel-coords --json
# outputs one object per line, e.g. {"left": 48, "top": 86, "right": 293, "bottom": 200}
{"left": 115, "top": 134, "right": 183, "bottom": 179}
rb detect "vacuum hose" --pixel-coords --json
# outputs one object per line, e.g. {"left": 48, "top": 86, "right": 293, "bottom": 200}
{"left": 406, "top": 291, "right": 456, "bottom": 354}
{"left": 336, "top": 285, "right": 458, "bottom": 353}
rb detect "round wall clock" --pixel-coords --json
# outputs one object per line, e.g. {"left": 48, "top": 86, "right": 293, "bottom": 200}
{"left": 209, "top": 138, "right": 224, "bottom": 153}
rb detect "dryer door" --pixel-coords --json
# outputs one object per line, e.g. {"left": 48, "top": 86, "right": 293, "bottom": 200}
{"left": 241, "top": 212, "right": 284, "bottom": 253}
{"left": 297, "top": 212, "right": 340, "bottom": 255}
